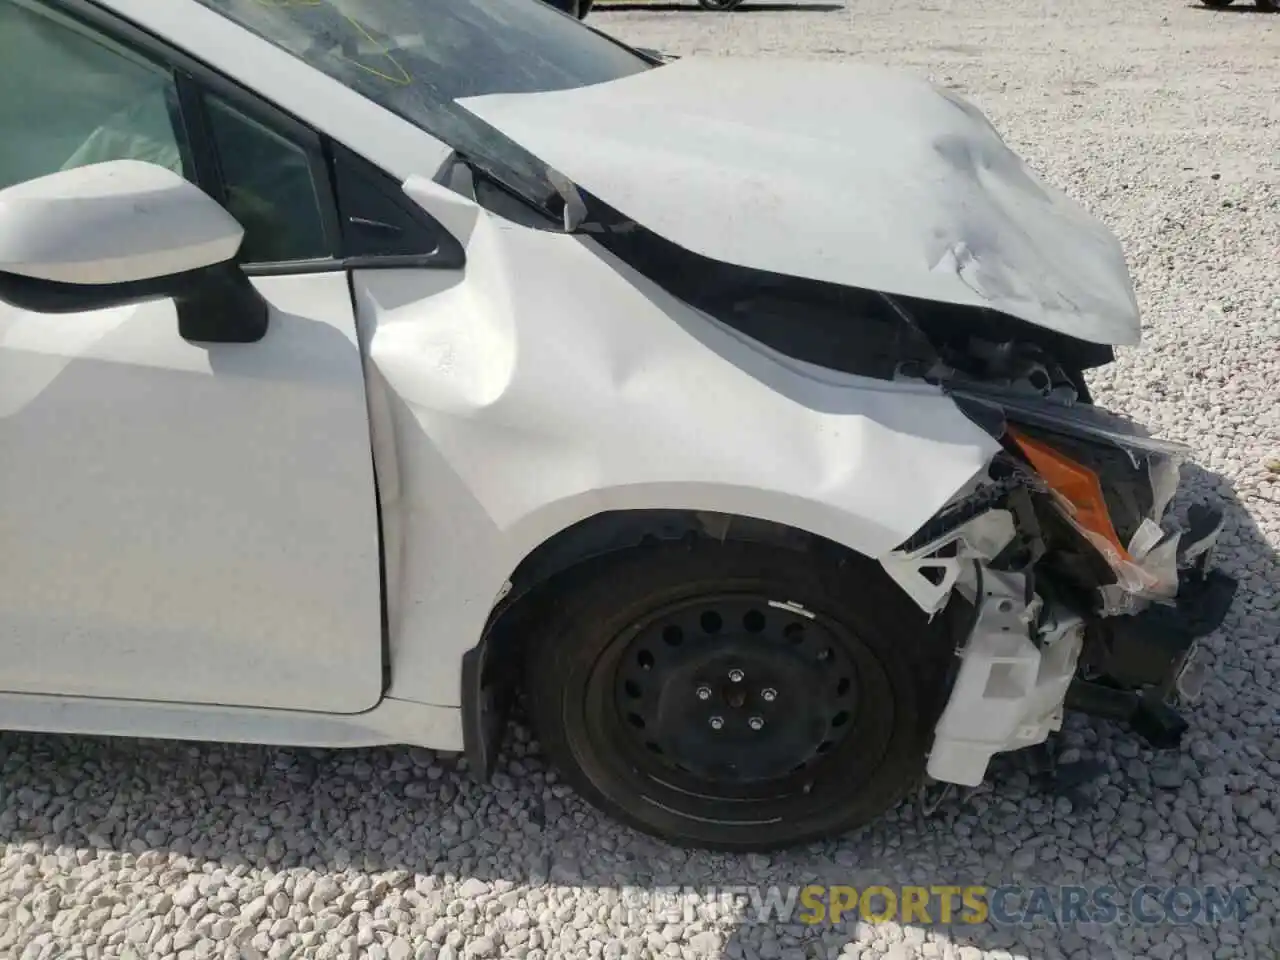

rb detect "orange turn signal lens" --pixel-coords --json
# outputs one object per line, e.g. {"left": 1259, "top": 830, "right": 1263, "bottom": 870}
{"left": 1006, "top": 427, "right": 1132, "bottom": 563}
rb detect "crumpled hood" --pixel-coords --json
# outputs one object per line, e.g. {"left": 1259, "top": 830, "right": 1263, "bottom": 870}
{"left": 456, "top": 56, "right": 1142, "bottom": 346}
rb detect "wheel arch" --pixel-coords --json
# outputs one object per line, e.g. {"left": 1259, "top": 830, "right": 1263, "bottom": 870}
{"left": 460, "top": 505, "right": 884, "bottom": 780}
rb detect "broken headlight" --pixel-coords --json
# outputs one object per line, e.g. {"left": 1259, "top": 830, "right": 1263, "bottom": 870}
{"left": 949, "top": 386, "right": 1214, "bottom": 613}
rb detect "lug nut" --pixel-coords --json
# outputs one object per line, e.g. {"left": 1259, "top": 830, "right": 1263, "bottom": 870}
{"left": 761, "top": 688, "right": 777, "bottom": 702}
{"left": 696, "top": 685, "right": 712, "bottom": 701}
{"left": 748, "top": 716, "right": 765, "bottom": 731}
{"left": 728, "top": 669, "right": 745, "bottom": 683}
{"left": 709, "top": 716, "right": 725, "bottom": 730}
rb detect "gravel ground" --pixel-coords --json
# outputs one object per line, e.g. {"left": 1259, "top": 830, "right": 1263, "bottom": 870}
{"left": 3, "top": 1, "right": 1279, "bottom": 959}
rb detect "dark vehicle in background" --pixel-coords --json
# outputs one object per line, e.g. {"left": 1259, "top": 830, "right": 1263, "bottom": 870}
{"left": 544, "top": 0, "right": 593, "bottom": 17}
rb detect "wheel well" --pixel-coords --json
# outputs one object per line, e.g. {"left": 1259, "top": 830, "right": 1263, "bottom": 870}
{"left": 460, "top": 509, "right": 861, "bottom": 779}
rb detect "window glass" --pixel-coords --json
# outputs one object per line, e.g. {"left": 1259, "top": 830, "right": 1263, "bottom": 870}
{"left": 0, "top": 0, "right": 186, "bottom": 191}
{"left": 191, "top": 0, "right": 652, "bottom": 213}
{"left": 203, "top": 95, "right": 332, "bottom": 263}
{"left": 0, "top": 1, "right": 330, "bottom": 265}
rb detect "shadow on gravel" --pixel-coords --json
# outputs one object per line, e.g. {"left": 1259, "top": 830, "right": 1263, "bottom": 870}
{"left": 1, "top": 467, "right": 1276, "bottom": 959}
{"left": 599, "top": 2, "right": 844, "bottom": 13}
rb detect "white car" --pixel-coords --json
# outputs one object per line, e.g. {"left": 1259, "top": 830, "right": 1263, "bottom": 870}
{"left": 0, "top": 0, "right": 1236, "bottom": 850}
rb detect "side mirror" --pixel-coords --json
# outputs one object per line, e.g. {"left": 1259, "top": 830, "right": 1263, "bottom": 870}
{"left": 0, "top": 160, "right": 268, "bottom": 343}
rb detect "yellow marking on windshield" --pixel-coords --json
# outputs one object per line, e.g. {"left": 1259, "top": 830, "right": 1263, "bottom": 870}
{"left": 339, "top": 14, "right": 413, "bottom": 85}
{"left": 245, "top": 0, "right": 414, "bottom": 86}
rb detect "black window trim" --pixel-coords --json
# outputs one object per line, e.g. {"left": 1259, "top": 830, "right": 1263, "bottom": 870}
{"left": 44, "top": 0, "right": 464, "bottom": 274}
{"left": 174, "top": 70, "right": 344, "bottom": 268}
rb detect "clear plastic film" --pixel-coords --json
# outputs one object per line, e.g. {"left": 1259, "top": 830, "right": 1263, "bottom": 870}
{"left": 1069, "top": 454, "right": 1185, "bottom": 615}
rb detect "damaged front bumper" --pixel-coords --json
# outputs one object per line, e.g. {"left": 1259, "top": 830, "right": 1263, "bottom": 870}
{"left": 882, "top": 387, "right": 1238, "bottom": 787}
{"left": 1066, "top": 560, "right": 1237, "bottom": 749}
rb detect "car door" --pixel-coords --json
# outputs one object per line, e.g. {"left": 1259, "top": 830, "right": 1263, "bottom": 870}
{"left": 0, "top": 0, "right": 389, "bottom": 714}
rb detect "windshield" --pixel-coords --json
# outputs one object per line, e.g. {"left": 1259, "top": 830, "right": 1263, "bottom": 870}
{"left": 192, "top": 0, "right": 652, "bottom": 209}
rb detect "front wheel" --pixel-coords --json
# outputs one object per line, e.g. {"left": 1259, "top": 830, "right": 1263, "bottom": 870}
{"left": 1199, "top": 0, "right": 1236, "bottom": 6}
{"left": 699, "top": 0, "right": 746, "bottom": 9}
{"left": 524, "top": 539, "right": 953, "bottom": 850}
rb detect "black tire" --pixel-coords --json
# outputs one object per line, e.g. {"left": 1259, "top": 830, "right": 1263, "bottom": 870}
{"left": 698, "top": 0, "right": 746, "bottom": 9}
{"left": 524, "top": 539, "right": 955, "bottom": 850}
{"left": 1199, "top": 0, "right": 1235, "bottom": 6}
{"left": 578, "top": 0, "right": 594, "bottom": 16}
{"left": 1257, "top": 0, "right": 1277, "bottom": 11}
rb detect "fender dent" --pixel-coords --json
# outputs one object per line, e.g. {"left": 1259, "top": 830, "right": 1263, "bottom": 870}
{"left": 357, "top": 206, "right": 1002, "bottom": 710}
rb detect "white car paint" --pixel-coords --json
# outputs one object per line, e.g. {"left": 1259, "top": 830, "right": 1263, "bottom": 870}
{"left": 358, "top": 181, "right": 1001, "bottom": 708}
{"left": 457, "top": 56, "right": 1143, "bottom": 347}
{"left": 0, "top": 160, "right": 243, "bottom": 285}
{"left": 0, "top": 0, "right": 1117, "bottom": 786}
{"left": 103, "top": 0, "right": 457, "bottom": 184}
{"left": 0, "top": 689, "right": 463, "bottom": 751}
{"left": 0, "top": 266, "right": 384, "bottom": 714}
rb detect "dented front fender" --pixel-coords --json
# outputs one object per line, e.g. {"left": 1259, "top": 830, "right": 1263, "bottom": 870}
{"left": 354, "top": 199, "right": 1001, "bottom": 709}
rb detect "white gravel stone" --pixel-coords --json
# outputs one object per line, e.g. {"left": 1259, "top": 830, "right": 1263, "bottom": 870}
{"left": 1, "top": 3, "right": 1277, "bottom": 960}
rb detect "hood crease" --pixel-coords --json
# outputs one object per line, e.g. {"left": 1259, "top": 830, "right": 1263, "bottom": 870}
{"left": 456, "top": 56, "right": 1142, "bottom": 347}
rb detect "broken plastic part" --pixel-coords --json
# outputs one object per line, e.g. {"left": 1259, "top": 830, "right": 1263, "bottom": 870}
{"left": 880, "top": 508, "right": 1016, "bottom": 616}
{"left": 1008, "top": 427, "right": 1132, "bottom": 562}
{"left": 1096, "top": 584, "right": 1150, "bottom": 618}
{"left": 1079, "top": 564, "right": 1236, "bottom": 694}
{"left": 927, "top": 580, "right": 1085, "bottom": 787}
{"left": 1063, "top": 680, "right": 1189, "bottom": 750}
{"left": 1175, "top": 645, "right": 1208, "bottom": 703}
{"left": 917, "top": 779, "right": 957, "bottom": 819}
{"left": 1127, "top": 518, "right": 1167, "bottom": 560}
{"left": 1178, "top": 503, "right": 1227, "bottom": 573}
{"left": 1008, "top": 427, "right": 1181, "bottom": 602}
{"left": 950, "top": 386, "right": 1191, "bottom": 461}
{"left": 1128, "top": 527, "right": 1181, "bottom": 599}
{"left": 1149, "top": 455, "right": 1180, "bottom": 523}
{"left": 547, "top": 168, "right": 587, "bottom": 232}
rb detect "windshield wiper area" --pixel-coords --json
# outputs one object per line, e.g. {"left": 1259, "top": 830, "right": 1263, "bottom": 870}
{"left": 446, "top": 153, "right": 566, "bottom": 230}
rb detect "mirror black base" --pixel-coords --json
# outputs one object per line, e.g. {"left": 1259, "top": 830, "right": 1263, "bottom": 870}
{"left": 0, "top": 261, "right": 269, "bottom": 344}
{"left": 174, "top": 262, "right": 270, "bottom": 344}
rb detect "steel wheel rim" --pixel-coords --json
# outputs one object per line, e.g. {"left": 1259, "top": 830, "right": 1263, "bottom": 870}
{"left": 589, "top": 593, "right": 870, "bottom": 799}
